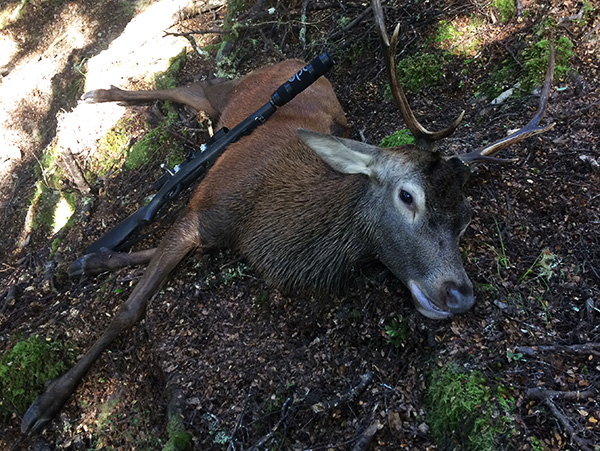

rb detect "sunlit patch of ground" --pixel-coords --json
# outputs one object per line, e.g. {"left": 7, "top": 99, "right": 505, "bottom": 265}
{"left": 0, "top": 0, "right": 215, "bottom": 255}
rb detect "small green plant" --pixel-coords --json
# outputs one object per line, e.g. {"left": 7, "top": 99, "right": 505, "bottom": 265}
{"left": 0, "top": 335, "right": 70, "bottom": 420}
{"left": 222, "top": 263, "right": 251, "bottom": 285}
{"left": 529, "top": 436, "right": 544, "bottom": 451}
{"left": 425, "top": 365, "right": 512, "bottom": 450}
{"left": 380, "top": 129, "right": 415, "bottom": 147}
{"left": 486, "top": 220, "right": 510, "bottom": 277}
{"left": 506, "top": 349, "right": 524, "bottom": 362}
{"left": 492, "top": 0, "right": 515, "bottom": 22}
{"left": 389, "top": 53, "right": 443, "bottom": 94}
{"left": 384, "top": 318, "right": 407, "bottom": 348}
{"left": 201, "top": 412, "right": 231, "bottom": 445}
{"left": 519, "top": 249, "right": 558, "bottom": 283}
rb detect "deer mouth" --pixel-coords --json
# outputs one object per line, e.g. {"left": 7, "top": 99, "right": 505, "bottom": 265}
{"left": 409, "top": 282, "right": 452, "bottom": 320}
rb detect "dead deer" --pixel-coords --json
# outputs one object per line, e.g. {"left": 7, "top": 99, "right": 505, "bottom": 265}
{"left": 21, "top": 0, "right": 555, "bottom": 435}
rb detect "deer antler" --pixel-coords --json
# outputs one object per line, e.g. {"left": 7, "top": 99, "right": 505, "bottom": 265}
{"left": 372, "top": 0, "right": 465, "bottom": 149}
{"left": 459, "top": 43, "right": 556, "bottom": 164}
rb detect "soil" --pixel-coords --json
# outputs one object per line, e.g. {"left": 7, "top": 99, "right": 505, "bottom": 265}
{"left": 1, "top": 0, "right": 599, "bottom": 450}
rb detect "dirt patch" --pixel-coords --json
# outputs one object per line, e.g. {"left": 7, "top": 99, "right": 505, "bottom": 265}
{"left": 1, "top": 0, "right": 599, "bottom": 450}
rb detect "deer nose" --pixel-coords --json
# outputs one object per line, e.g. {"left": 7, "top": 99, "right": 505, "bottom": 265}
{"left": 444, "top": 281, "right": 474, "bottom": 314}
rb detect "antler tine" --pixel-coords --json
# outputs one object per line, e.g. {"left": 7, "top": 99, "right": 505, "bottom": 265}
{"left": 460, "top": 43, "right": 556, "bottom": 164}
{"left": 372, "top": 0, "right": 465, "bottom": 149}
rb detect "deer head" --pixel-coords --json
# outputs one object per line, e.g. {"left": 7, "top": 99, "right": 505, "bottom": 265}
{"left": 354, "top": 0, "right": 556, "bottom": 317}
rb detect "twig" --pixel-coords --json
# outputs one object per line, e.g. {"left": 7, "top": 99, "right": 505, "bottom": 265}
{"left": 299, "top": 0, "right": 309, "bottom": 49}
{"left": 526, "top": 388, "right": 595, "bottom": 451}
{"left": 312, "top": 372, "right": 374, "bottom": 412}
{"left": 516, "top": 342, "right": 600, "bottom": 357}
{"left": 329, "top": 5, "right": 373, "bottom": 41}
{"left": 58, "top": 146, "right": 93, "bottom": 194}
{"left": 164, "top": 30, "right": 214, "bottom": 58}
{"left": 582, "top": 20, "right": 600, "bottom": 42}
{"left": 248, "top": 396, "right": 293, "bottom": 451}
{"left": 227, "top": 391, "right": 252, "bottom": 451}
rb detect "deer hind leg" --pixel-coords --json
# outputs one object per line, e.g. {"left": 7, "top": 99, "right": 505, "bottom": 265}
{"left": 22, "top": 214, "right": 201, "bottom": 435}
{"left": 82, "top": 78, "right": 239, "bottom": 118}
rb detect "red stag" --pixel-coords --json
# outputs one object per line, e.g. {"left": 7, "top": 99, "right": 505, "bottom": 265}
{"left": 22, "top": 0, "right": 554, "bottom": 435}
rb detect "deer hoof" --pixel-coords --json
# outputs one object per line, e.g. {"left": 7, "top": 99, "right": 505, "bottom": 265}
{"left": 69, "top": 250, "right": 110, "bottom": 277}
{"left": 21, "top": 394, "right": 55, "bottom": 435}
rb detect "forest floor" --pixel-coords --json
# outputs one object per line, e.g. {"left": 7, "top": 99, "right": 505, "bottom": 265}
{"left": 0, "top": 0, "right": 599, "bottom": 450}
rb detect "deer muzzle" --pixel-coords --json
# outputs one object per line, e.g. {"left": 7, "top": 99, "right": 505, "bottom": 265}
{"left": 409, "top": 280, "right": 474, "bottom": 320}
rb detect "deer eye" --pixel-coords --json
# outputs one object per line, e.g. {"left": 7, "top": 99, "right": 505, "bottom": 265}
{"left": 399, "top": 190, "right": 413, "bottom": 205}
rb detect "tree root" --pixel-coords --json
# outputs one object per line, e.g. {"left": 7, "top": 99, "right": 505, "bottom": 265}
{"left": 526, "top": 387, "right": 597, "bottom": 451}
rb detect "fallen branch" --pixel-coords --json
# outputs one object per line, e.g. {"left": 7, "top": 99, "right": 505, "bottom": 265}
{"left": 329, "top": 5, "right": 373, "bottom": 41}
{"left": 351, "top": 420, "right": 380, "bottom": 451}
{"left": 527, "top": 387, "right": 597, "bottom": 402}
{"left": 1, "top": 284, "right": 19, "bottom": 314}
{"left": 516, "top": 343, "right": 600, "bottom": 357}
{"left": 58, "top": 147, "right": 92, "bottom": 195}
{"left": 164, "top": 30, "right": 213, "bottom": 58}
{"left": 248, "top": 396, "right": 293, "bottom": 451}
{"left": 526, "top": 388, "right": 596, "bottom": 451}
{"left": 312, "top": 372, "right": 374, "bottom": 412}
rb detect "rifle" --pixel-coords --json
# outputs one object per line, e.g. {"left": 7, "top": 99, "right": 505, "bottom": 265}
{"left": 85, "top": 53, "right": 334, "bottom": 255}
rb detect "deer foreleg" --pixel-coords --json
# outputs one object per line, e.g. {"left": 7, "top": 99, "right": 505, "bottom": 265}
{"left": 22, "top": 216, "right": 201, "bottom": 435}
{"left": 69, "top": 248, "right": 156, "bottom": 277}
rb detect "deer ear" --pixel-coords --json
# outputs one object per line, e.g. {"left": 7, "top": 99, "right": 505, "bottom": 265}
{"left": 297, "top": 128, "right": 373, "bottom": 176}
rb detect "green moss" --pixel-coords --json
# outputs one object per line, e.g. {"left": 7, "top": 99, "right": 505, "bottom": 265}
{"left": 522, "top": 37, "right": 574, "bottom": 92}
{"left": 492, "top": 0, "right": 515, "bottom": 22}
{"left": 380, "top": 129, "right": 415, "bottom": 147}
{"left": 30, "top": 180, "right": 59, "bottom": 231}
{"left": 122, "top": 51, "right": 188, "bottom": 171}
{"left": 36, "top": 144, "right": 65, "bottom": 190}
{"left": 27, "top": 143, "right": 78, "bottom": 236}
{"left": 385, "top": 53, "right": 443, "bottom": 95}
{"left": 435, "top": 19, "right": 459, "bottom": 43}
{"left": 154, "top": 49, "right": 187, "bottom": 90}
{"left": 481, "top": 36, "right": 573, "bottom": 100}
{"left": 425, "top": 365, "right": 513, "bottom": 450}
{"left": 124, "top": 109, "right": 184, "bottom": 171}
{"left": 432, "top": 18, "right": 481, "bottom": 56}
{"left": 163, "top": 415, "right": 192, "bottom": 451}
{"left": 92, "top": 120, "right": 131, "bottom": 177}
{"left": 0, "top": 335, "right": 70, "bottom": 420}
